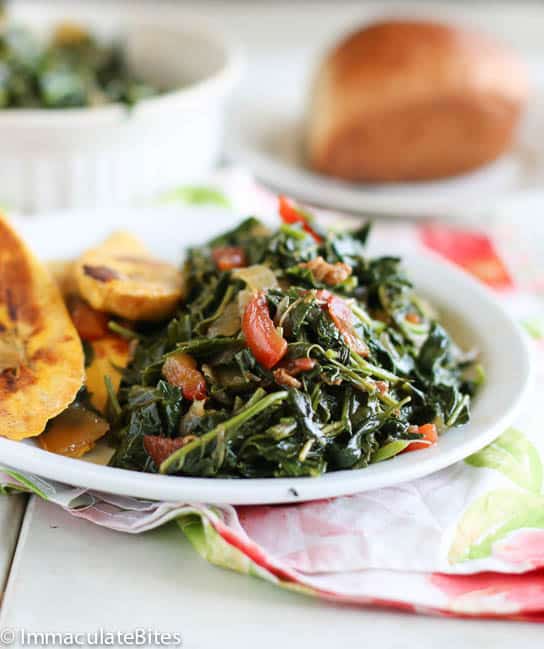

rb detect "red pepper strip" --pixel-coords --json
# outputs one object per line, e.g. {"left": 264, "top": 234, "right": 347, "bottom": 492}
{"left": 212, "top": 246, "right": 247, "bottom": 271}
{"left": 402, "top": 424, "right": 438, "bottom": 453}
{"left": 278, "top": 195, "right": 323, "bottom": 243}
{"left": 162, "top": 352, "right": 207, "bottom": 400}
{"left": 242, "top": 292, "right": 288, "bottom": 369}
{"left": 316, "top": 290, "right": 369, "bottom": 356}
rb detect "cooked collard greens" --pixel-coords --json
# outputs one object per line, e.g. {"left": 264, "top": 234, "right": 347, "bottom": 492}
{"left": 109, "top": 202, "right": 480, "bottom": 478}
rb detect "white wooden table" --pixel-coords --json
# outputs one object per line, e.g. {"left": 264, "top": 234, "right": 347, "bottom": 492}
{"left": 1, "top": 2, "right": 544, "bottom": 646}
{"left": 1, "top": 497, "right": 543, "bottom": 649}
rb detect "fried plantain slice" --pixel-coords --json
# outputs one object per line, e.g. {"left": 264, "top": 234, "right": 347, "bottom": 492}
{"left": 38, "top": 401, "right": 109, "bottom": 459}
{"left": 46, "top": 260, "right": 133, "bottom": 418}
{"left": 0, "top": 215, "right": 85, "bottom": 440}
{"left": 85, "top": 334, "right": 131, "bottom": 414}
{"left": 74, "top": 232, "right": 184, "bottom": 321}
{"left": 63, "top": 296, "right": 132, "bottom": 415}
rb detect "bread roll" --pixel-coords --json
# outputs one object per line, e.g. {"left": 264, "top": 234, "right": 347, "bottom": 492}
{"left": 307, "top": 20, "right": 529, "bottom": 182}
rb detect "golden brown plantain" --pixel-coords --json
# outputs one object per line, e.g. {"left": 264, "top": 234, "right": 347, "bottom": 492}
{"left": 45, "top": 262, "right": 133, "bottom": 420}
{"left": 85, "top": 334, "right": 131, "bottom": 414}
{"left": 0, "top": 215, "right": 85, "bottom": 440}
{"left": 56, "top": 293, "right": 132, "bottom": 417}
{"left": 61, "top": 296, "right": 132, "bottom": 415}
{"left": 74, "top": 232, "right": 184, "bottom": 321}
{"left": 38, "top": 402, "right": 109, "bottom": 458}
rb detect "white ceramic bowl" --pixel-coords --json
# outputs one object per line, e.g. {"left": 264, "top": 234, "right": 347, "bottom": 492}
{"left": 0, "top": 16, "right": 243, "bottom": 213}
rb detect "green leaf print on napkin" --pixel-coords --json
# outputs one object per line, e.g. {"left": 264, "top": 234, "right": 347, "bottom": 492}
{"left": 159, "top": 185, "right": 230, "bottom": 208}
{"left": 0, "top": 467, "right": 48, "bottom": 498}
{"left": 448, "top": 489, "right": 544, "bottom": 564}
{"left": 178, "top": 514, "right": 318, "bottom": 597}
{"left": 465, "top": 428, "right": 542, "bottom": 493}
{"left": 180, "top": 514, "right": 254, "bottom": 576}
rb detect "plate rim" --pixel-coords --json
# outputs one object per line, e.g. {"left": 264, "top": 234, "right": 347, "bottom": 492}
{"left": 226, "top": 133, "right": 522, "bottom": 220}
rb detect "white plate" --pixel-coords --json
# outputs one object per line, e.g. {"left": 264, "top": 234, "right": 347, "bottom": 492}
{"left": 226, "top": 51, "right": 544, "bottom": 219}
{"left": 0, "top": 208, "right": 532, "bottom": 504}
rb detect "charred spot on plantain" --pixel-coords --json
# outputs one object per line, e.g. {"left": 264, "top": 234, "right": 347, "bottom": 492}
{"left": 0, "top": 369, "right": 17, "bottom": 391}
{"left": 0, "top": 330, "right": 27, "bottom": 373}
{"left": 0, "top": 226, "right": 41, "bottom": 326}
{"left": 0, "top": 365, "right": 36, "bottom": 392}
{"left": 83, "top": 264, "right": 120, "bottom": 283}
{"left": 5, "top": 288, "right": 18, "bottom": 321}
{"left": 31, "top": 347, "right": 58, "bottom": 365}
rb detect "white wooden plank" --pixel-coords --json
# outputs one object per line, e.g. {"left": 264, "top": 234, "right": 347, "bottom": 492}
{"left": 0, "top": 496, "right": 26, "bottom": 601}
{"left": 1, "top": 497, "right": 542, "bottom": 649}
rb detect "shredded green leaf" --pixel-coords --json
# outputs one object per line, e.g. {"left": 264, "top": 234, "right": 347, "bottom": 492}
{"left": 108, "top": 214, "right": 479, "bottom": 478}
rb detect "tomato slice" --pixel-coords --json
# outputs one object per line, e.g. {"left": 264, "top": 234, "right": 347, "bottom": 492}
{"left": 162, "top": 352, "right": 207, "bottom": 400}
{"left": 143, "top": 435, "right": 194, "bottom": 467}
{"left": 405, "top": 312, "right": 421, "bottom": 324}
{"left": 277, "top": 357, "right": 316, "bottom": 375}
{"left": 242, "top": 292, "right": 287, "bottom": 369}
{"left": 69, "top": 298, "right": 109, "bottom": 341}
{"left": 403, "top": 423, "right": 438, "bottom": 452}
{"left": 278, "top": 195, "right": 322, "bottom": 243}
{"left": 212, "top": 246, "right": 247, "bottom": 271}
{"left": 316, "top": 290, "right": 368, "bottom": 356}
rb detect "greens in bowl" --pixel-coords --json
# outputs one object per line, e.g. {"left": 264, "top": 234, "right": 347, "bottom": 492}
{"left": 106, "top": 199, "right": 480, "bottom": 478}
{"left": 0, "top": 21, "right": 160, "bottom": 109}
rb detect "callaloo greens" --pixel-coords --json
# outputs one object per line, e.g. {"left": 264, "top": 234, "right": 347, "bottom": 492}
{"left": 109, "top": 207, "right": 480, "bottom": 478}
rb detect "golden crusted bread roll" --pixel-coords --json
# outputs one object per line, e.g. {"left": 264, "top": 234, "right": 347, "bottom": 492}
{"left": 307, "top": 20, "right": 529, "bottom": 182}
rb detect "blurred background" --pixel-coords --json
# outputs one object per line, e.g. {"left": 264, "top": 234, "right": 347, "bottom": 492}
{"left": 1, "top": 0, "right": 544, "bottom": 224}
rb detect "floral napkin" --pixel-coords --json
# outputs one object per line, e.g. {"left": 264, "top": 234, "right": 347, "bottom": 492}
{"left": 2, "top": 169, "right": 544, "bottom": 621}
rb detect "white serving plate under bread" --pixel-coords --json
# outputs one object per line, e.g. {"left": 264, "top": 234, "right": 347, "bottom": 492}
{"left": 226, "top": 49, "right": 544, "bottom": 220}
